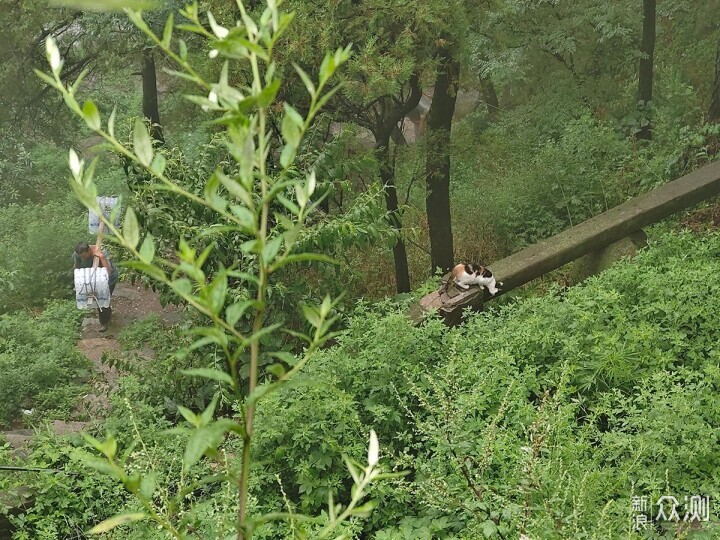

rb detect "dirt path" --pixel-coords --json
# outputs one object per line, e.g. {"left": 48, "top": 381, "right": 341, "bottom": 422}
{"left": 2, "top": 282, "right": 183, "bottom": 454}
{"left": 75, "top": 281, "right": 184, "bottom": 413}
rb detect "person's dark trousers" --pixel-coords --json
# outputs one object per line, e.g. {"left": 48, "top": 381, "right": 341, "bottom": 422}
{"left": 98, "top": 281, "right": 117, "bottom": 326}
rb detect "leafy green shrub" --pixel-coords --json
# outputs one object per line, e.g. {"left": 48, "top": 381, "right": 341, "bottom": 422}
{"left": 6, "top": 434, "right": 130, "bottom": 540}
{"left": 0, "top": 197, "right": 86, "bottom": 313}
{"left": 0, "top": 301, "right": 89, "bottom": 426}
{"left": 247, "top": 230, "right": 720, "bottom": 538}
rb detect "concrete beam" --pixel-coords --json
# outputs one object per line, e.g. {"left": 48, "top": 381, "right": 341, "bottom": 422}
{"left": 414, "top": 159, "right": 720, "bottom": 325}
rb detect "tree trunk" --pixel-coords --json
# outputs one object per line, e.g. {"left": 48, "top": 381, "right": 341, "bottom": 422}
{"left": 708, "top": 34, "right": 720, "bottom": 123}
{"left": 377, "top": 135, "right": 411, "bottom": 293}
{"left": 425, "top": 50, "right": 460, "bottom": 273}
{"left": 479, "top": 75, "right": 499, "bottom": 122}
{"left": 637, "top": 0, "right": 656, "bottom": 141}
{"left": 142, "top": 47, "right": 164, "bottom": 144}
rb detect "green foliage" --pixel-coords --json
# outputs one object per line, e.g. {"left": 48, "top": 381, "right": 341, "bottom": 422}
{"left": 242, "top": 230, "right": 720, "bottom": 538}
{"left": 39, "top": 0, "right": 389, "bottom": 537}
{"left": 5, "top": 434, "right": 130, "bottom": 540}
{"left": 0, "top": 197, "right": 86, "bottom": 313}
{"left": 0, "top": 301, "right": 88, "bottom": 426}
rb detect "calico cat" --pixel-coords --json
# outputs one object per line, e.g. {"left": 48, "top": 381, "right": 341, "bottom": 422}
{"left": 443, "top": 263, "right": 503, "bottom": 296}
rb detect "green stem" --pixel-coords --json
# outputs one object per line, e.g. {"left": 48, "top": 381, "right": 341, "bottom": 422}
{"left": 238, "top": 48, "right": 268, "bottom": 540}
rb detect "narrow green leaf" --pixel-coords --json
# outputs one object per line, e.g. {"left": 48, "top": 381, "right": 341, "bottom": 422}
{"left": 45, "top": 35, "right": 62, "bottom": 73}
{"left": 319, "top": 52, "right": 335, "bottom": 85}
{"left": 71, "top": 66, "right": 91, "bottom": 94}
{"left": 138, "top": 234, "right": 155, "bottom": 263}
{"left": 343, "top": 455, "right": 360, "bottom": 484}
{"left": 302, "top": 304, "right": 321, "bottom": 328}
{"left": 276, "top": 194, "right": 300, "bottom": 215}
{"left": 150, "top": 153, "right": 166, "bottom": 175}
{"left": 162, "top": 12, "right": 174, "bottom": 47}
{"left": 187, "top": 327, "right": 228, "bottom": 348}
{"left": 123, "top": 207, "right": 140, "bottom": 249}
{"left": 107, "top": 105, "right": 117, "bottom": 138}
{"left": 179, "top": 39, "right": 188, "bottom": 60}
{"left": 33, "top": 68, "right": 61, "bottom": 89}
{"left": 177, "top": 405, "right": 200, "bottom": 427}
{"left": 171, "top": 278, "right": 193, "bottom": 296}
{"left": 281, "top": 103, "right": 303, "bottom": 145}
{"left": 82, "top": 100, "right": 101, "bottom": 130}
{"left": 267, "top": 363, "right": 286, "bottom": 378}
{"left": 82, "top": 433, "right": 105, "bottom": 454}
{"left": 181, "top": 368, "right": 233, "bottom": 385}
{"left": 226, "top": 300, "right": 254, "bottom": 326}
{"left": 183, "top": 421, "right": 234, "bottom": 469}
{"left": 256, "top": 77, "right": 280, "bottom": 108}
{"left": 268, "top": 351, "right": 297, "bottom": 365}
{"left": 226, "top": 271, "right": 260, "bottom": 285}
{"left": 292, "top": 62, "right": 316, "bottom": 97}
{"left": 81, "top": 456, "right": 120, "bottom": 477}
{"left": 320, "top": 295, "right": 332, "bottom": 318}
{"left": 244, "top": 322, "right": 283, "bottom": 345}
{"left": 270, "top": 253, "right": 338, "bottom": 273}
{"left": 245, "top": 381, "right": 274, "bottom": 407}
{"left": 87, "top": 513, "right": 147, "bottom": 534}
{"left": 306, "top": 170, "right": 316, "bottom": 196}
{"left": 121, "top": 261, "right": 166, "bottom": 281}
{"left": 240, "top": 239, "right": 262, "bottom": 254}
{"left": 199, "top": 394, "right": 219, "bottom": 426}
{"left": 351, "top": 499, "right": 378, "bottom": 518}
{"left": 51, "top": 0, "right": 157, "bottom": 10}
{"left": 295, "top": 182, "right": 308, "bottom": 208}
{"left": 229, "top": 205, "right": 256, "bottom": 232}
{"left": 99, "top": 436, "right": 117, "bottom": 459}
{"left": 203, "top": 173, "right": 227, "bottom": 211}
{"left": 208, "top": 272, "right": 228, "bottom": 315}
{"left": 279, "top": 144, "right": 295, "bottom": 169}
{"left": 261, "top": 236, "right": 283, "bottom": 264}
{"left": 139, "top": 473, "right": 156, "bottom": 500}
{"left": 218, "top": 171, "right": 254, "bottom": 207}
{"left": 282, "top": 328, "right": 311, "bottom": 343}
{"left": 133, "top": 118, "right": 153, "bottom": 166}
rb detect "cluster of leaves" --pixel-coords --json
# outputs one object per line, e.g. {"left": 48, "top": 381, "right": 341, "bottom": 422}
{"left": 233, "top": 229, "right": 720, "bottom": 538}
{"left": 0, "top": 301, "right": 89, "bottom": 425}
{"left": 33, "top": 0, "right": 394, "bottom": 537}
{"left": 0, "top": 197, "right": 87, "bottom": 313}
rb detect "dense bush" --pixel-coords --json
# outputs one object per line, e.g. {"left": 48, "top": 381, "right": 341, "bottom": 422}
{"left": 0, "top": 197, "right": 87, "bottom": 313}
{"left": 8, "top": 229, "right": 720, "bottom": 538}
{"left": 0, "top": 301, "right": 89, "bottom": 425}
{"left": 245, "top": 230, "right": 720, "bottom": 538}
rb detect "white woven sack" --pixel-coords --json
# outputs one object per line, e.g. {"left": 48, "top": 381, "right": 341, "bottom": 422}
{"left": 89, "top": 196, "right": 120, "bottom": 234}
{"left": 74, "top": 267, "right": 111, "bottom": 309}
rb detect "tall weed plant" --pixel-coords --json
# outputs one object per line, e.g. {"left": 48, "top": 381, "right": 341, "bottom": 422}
{"left": 38, "top": 0, "right": 389, "bottom": 538}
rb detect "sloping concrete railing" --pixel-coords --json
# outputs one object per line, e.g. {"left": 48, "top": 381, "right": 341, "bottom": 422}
{"left": 412, "top": 159, "right": 720, "bottom": 326}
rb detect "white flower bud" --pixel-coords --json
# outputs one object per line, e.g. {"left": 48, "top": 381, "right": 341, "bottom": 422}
{"left": 208, "top": 12, "right": 229, "bottom": 39}
{"left": 368, "top": 430, "right": 379, "bottom": 467}
{"left": 69, "top": 148, "right": 82, "bottom": 178}
{"left": 46, "top": 36, "right": 61, "bottom": 72}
